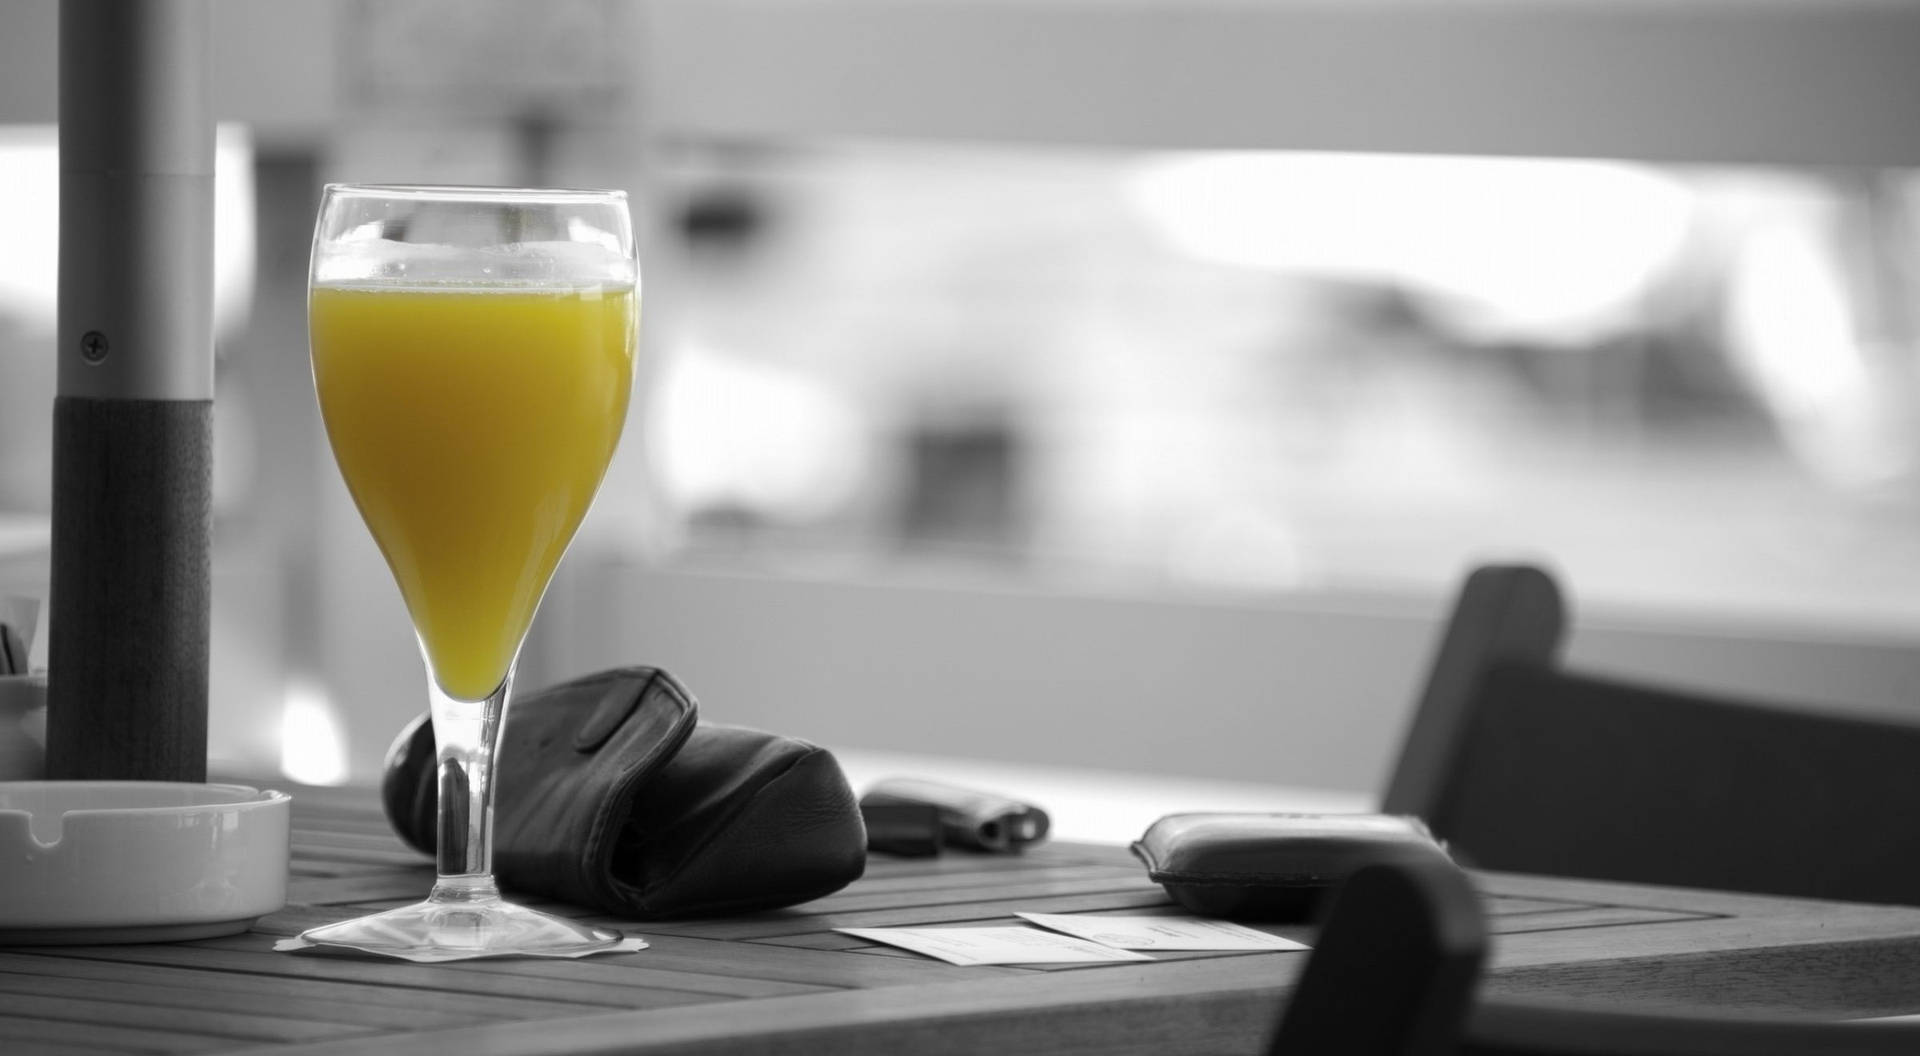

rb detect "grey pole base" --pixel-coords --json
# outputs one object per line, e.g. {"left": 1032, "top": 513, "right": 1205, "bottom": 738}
{"left": 45, "top": 396, "right": 212, "bottom": 783}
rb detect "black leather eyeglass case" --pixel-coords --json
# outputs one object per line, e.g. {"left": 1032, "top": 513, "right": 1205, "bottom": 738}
{"left": 1132, "top": 812, "right": 1454, "bottom": 921}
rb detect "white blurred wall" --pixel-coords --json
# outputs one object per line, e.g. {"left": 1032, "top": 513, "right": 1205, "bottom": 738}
{"left": 4, "top": 0, "right": 1920, "bottom": 791}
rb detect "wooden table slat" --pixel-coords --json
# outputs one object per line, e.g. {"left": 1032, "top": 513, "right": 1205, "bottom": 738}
{"left": 820, "top": 862, "right": 1141, "bottom": 896}
{"left": 185, "top": 936, "right": 739, "bottom": 1010}
{"left": 21, "top": 943, "right": 689, "bottom": 1014}
{"left": 0, "top": 955, "right": 521, "bottom": 1027}
{"left": 284, "top": 817, "right": 406, "bottom": 839}
{"left": 858, "top": 849, "right": 1129, "bottom": 877}
{"left": 285, "top": 861, "right": 425, "bottom": 881}
{"left": 0, "top": 1012, "right": 260, "bottom": 1055}
{"left": 754, "top": 931, "right": 925, "bottom": 952}
{"left": 1491, "top": 906, "right": 1717, "bottom": 936}
{"left": 0, "top": 993, "right": 376, "bottom": 1045}
{"left": 310, "top": 946, "right": 842, "bottom": 1000}
{"left": 629, "top": 933, "right": 1037, "bottom": 985}
{"left": 1484, "top": 895, "right": 1610, "bottom": 917}
{"left": 284, "top": 829, "right": 414, "bottom": 852}
{"left": 285, "top": 873, "right": 434, "bottom": 907}
{"left": 0, "top": 968, "right": 479, "bottom": 1032}
{"left": 641, "top": 888, "right": 1177, "bottom": 941}
{"left": 762, "top": 874, "right": 1167, "bottom": 916}
{"left": 286, "top": 845, "right": 428, "bottom": 869}
{"left": 0, "top": 1035, "right": 131, "bottom": 1056}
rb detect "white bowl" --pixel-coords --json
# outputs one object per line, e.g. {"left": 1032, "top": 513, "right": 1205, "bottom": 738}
{"left": 0, "top": 781, "right": 291, "bottom": 944}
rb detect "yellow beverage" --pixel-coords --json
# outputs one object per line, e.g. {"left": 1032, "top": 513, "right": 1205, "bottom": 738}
{"left": 311, "top": 284, "right": 636, "bottom": 700}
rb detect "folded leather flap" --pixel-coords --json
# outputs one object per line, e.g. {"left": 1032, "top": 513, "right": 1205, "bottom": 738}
{"left": 494, "top": 668, "right": 698, "bottom": 909}
{"left": 381, "top": 667, "right": 700, "bottom": 899}
{"left": 613, "top": 727, "right": 868, "bottom": 918}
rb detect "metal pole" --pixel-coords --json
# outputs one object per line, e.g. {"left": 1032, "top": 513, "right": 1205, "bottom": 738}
{"left": 46, "top": 0, "right": 214, "bottom": 781}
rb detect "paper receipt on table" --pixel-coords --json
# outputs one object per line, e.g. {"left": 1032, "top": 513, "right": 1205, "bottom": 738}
{"left": 837, "top": 926, "right": 1154, "bottom": 966}
{"left": 1016, "top": 912, "right": 1310, "bottom": 951}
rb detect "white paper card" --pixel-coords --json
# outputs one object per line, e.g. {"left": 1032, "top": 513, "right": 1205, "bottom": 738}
{"left": 837, "top": 926, "right": 1154, "bottom": 966}
{"left": 1017, "top": 912, "right": 1310, "bottom": 951}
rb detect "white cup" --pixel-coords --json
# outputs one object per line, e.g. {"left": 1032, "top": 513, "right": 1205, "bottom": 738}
{"left": 0, "top": 674, "right": 47, "bottom": 781}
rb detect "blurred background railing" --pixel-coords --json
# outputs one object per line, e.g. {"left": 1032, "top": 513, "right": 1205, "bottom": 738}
{"left": 4, "top": 0, "right": 1920, "bottom": 794}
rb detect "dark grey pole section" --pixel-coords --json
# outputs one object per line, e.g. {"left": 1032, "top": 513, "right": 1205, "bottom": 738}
{"left": 46, "top": 0, "right": 214, "bottom": 781}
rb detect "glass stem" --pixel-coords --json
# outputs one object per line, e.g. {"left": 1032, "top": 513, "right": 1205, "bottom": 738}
{"left": 426, "top": 664, "right": 514, "bottom": 902}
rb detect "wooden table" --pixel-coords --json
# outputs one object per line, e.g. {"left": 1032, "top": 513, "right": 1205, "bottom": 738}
{"left": 7, "top": 785, "right": 1920, "bottom": 1056}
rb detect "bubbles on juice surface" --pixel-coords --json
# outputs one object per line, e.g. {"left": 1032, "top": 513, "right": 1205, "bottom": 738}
{"left": 315, "top": 239, "right": 637, "bottom": 291}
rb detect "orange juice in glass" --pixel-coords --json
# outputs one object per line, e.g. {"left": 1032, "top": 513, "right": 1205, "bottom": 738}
{"left": 311, "top": 286, "right": 634, "bottom": 701}
{"left": 303, "top": 185, "right": 636, "bottom": 959}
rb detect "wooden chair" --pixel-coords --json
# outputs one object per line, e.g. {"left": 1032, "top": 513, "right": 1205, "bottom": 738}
{"left": 1381, "top": 564, "right": 1920, "bottom": 906}
{"left": 1267, "top": 857, "right": 1920, "bottom": 1056}
{"left": 1264, "top": 857, "right": 1488, "bottom": 1055}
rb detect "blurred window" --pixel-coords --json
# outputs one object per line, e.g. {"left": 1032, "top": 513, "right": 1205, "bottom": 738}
{"left": 0, "top": 123, "right": 256, "bottom": 517}
{"left": 639, "top": 144, "right": 1920, "bottom": 629}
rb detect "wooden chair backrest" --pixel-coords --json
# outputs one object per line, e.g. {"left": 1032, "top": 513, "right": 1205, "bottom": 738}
{"left": 1384, "top": 565, "right": 1920, "bottom": 906}
{"left": 1266, "top": 858, "right": 1488, "bottom": 1056}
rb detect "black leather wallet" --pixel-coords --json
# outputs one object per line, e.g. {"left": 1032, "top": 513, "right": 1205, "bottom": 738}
{"left": 382, "top": 666, "right": 868, "bottom": 919}
{"left": 1132, "top": 813, "right": 1453, "bottom": 921}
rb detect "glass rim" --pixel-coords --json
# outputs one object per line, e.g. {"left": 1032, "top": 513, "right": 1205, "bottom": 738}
{"left": 322, "top": 182, "right": 628, "bottom": 204}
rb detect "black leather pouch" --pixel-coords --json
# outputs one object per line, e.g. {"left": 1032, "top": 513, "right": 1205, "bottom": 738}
{"left": 1132, "top": 813, "right": 1452, "bottom": 921}
{"left": 382, "top": 666, "right": 867, "bottom": 919}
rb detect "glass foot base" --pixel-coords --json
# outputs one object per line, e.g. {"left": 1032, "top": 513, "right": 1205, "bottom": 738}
{"left": 298, "top": 880, "right": 621, "bottom": 962}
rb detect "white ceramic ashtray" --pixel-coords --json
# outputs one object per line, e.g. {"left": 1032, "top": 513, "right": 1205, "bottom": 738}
{"left": 0, "top": 781, "right": 291, "bottom": 945}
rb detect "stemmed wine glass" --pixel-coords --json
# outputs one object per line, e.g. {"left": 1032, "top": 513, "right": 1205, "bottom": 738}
{"left": 301, "top": 185, "right": 637, "bottom": 958}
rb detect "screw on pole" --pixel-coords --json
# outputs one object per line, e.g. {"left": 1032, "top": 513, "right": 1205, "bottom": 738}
{"left": 80, "top": 330, "right": 109, "bottom": 363}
